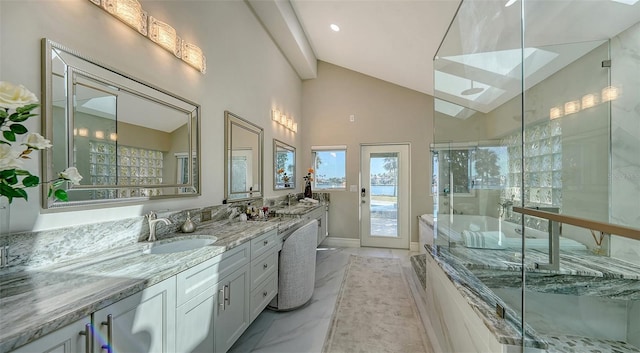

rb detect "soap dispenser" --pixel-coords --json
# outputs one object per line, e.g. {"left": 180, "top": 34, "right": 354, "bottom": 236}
{"left": 181, "top": 211, "right": 196, "bottom": 233}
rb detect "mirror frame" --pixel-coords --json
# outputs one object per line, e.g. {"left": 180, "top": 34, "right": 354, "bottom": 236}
{"left": 224, "top": 110, "right": 264, "bottom": 202}
{"left": 41, "top": 38, "right": 201, "bottom": 210}
{"left": 273, "top": 139, "right": 296, "bottom": 190}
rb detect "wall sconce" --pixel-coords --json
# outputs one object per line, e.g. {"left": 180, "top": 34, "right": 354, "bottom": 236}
{"left": 271, "top": 109, "right": 297, "bottom": 133}
{"left": 101, "top": 0, "right": 147, "bottom": 35}
{"left": 109, "top": 132, "right": 118, "bottom": 141}
{"left": 95, "top": 130, "right": 105, "bottom": 139}
{"left": 564, "top": 100, "right": 581, "bottom": 115}
{"left": 549, "top": 106, "right": 563, "bottom": 120}
{"left": 88, "top": 0, "right": 206, "bottom": 73}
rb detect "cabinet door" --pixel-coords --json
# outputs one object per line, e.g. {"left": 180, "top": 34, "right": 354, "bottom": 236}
{"left": 11, "top": 317, "right": 91, "bottom": 353}
{"left": 94, "top": 277, "right": 176, "bottom": 353}
{"left": 176, "top": 287, "right": 217, "bottom": 353}
{"left": 215, "top": 264, "right": 250, "bottom": 353}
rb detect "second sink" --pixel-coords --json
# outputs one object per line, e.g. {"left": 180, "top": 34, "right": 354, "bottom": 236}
{"left": 143, "top": 237, "right": 218, "bottom": 254}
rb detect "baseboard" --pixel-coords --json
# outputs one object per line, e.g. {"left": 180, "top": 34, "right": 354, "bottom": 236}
{"left": 320, "top": 237, "right": 361, "bottom": 248}
{"left": 320, "top": 238, "right": 421, "bottom": 251}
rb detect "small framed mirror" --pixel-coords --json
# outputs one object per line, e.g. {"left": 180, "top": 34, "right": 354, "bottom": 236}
{"left": 273, "top": 139, "right": 295, "bottom": 190}
{"left": 224, "top": 111, "right": 263, "bottom": 201}
{"left": 41, "top": 39, "right": 200, "bottom": 209}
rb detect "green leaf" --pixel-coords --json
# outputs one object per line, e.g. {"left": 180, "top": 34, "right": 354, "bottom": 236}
{"left": 0, "top": 109, "right": 7, "bottom": 119}
{"left": 54, "top": 189, "right": 68, "bottom": 201}
{"left": 13, "top": 170, "right": 31, "bottom": 176}
{"left": 0, "top": 117, "right": 5, "bottom": 126}
{"left": 14, "top": 188, "right": 28, "bottom": 201}
{"left": 9, "top": 124, "right": 27, "bottom": 134}
{"left": 48, "top": 186, "right": 53, "bottom": 198}
{"left": 0, "top": 169, "right": 16, "bottom": 179}
{"left": 51, "top": 179, "right": 66, "bottom": 188}
{"left": 8, "top": 112, "right": 36, "bottom": 123}
{"left": 5, "top": 175, "right": 18, "bottom": 185}
{"left": 16, "top": 103, "right": 39, "bottom": 114}
{"left": 2, "top": 130, "right": 15, "bottom": 142}
{"left": 23, "top": 175, "right": 40, "bottom": 187}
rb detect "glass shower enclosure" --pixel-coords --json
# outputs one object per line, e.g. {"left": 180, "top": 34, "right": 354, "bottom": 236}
{"left": 431, "top": 0, "right": 640, "bottom": 351}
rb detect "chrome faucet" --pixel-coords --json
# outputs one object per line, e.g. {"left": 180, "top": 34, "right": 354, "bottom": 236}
{"left": 287, "top": 193, "right": 296, "bottom": 208}
{"left": 147, "top": 211, "right": 172, "bottom": 242}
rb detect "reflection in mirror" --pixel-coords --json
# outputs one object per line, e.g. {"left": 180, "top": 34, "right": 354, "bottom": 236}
{"left": 273, "top": 139, "right": 295, "bottom": 190}
{"left": 224, "top": 111, "right": 263, "bottom": 201}
{"left": 42, "top": 39, "right": 200, "bottom": 209}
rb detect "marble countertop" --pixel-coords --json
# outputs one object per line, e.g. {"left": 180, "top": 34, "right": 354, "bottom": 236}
{"left": 0, "top": 216, "right": 305, "bottom": 353}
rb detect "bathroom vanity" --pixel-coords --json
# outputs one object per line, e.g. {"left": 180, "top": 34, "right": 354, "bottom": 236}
{"left": 0, "top": 217, "right": 304, "bottom": 353}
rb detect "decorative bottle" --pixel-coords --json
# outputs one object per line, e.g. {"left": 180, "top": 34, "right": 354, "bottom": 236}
{"left": 181, "top": 211, "right": 196, "bottom": 233}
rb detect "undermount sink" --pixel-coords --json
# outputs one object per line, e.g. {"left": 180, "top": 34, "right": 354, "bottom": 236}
{"left": 143, "top": 237, "right": 218, "bottom": 254}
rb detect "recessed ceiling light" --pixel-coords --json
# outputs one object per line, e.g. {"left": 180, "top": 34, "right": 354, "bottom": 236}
{"left": 505, "top": 0, "right": 517, "bottom": 7}
{"left": 330, "top": 24, "right": 340, "bottom": 32}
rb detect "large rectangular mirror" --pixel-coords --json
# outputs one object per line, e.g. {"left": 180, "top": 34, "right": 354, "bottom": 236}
{"left": 41, "top": 39, "right": 200, "bottom": 209}
{"left": 224, "top": 111, "right": 263, "bottom": 201}
{"left": 273, "top": 139, "right": 295, "bottom": 190}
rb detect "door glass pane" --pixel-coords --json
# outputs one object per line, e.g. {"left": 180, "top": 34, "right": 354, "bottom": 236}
{"left": 370, "top": 152, "right": 398, "bottom": 237}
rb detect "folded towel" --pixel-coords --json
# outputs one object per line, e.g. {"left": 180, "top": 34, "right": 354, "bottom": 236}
{"left": 300, "top": 197, "right": 319, "bottom": 204}
{"left": 462, "top": 230, "right": 506, "bottom": 249}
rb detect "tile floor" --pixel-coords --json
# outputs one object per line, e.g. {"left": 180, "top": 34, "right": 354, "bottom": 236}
{"left": 228, "top": 246, "right": 425, "bottom": 353}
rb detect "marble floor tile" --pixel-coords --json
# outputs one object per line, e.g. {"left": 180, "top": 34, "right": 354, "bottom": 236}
{"left": 229, "top": 246, "right": 425, "bottom": 353}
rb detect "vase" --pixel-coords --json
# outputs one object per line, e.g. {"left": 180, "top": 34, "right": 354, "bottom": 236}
{"left": 304, "top": 180, "right": 312, "bottom": 198}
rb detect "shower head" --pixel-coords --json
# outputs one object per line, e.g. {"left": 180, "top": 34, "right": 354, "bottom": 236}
{"left": 461, "top": 80, "right": 484, "bottom": 96}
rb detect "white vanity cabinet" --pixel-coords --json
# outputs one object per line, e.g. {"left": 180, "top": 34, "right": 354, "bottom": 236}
{"left": 249, "top": 229, "right": 279, "bottom": 323}
{"left": 10, "top": 317, "right": 92, "bottom": 353}
{"left": 303, "top": 206, "right": 328, "bottom": 246}
{"left": 174, "top": 242, "right": 250, "bottom": 353}
{"left": 92, "top": 277, "right": 176, "bottom": 353}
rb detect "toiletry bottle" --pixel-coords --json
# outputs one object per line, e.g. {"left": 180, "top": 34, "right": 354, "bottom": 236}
{"left": 181, "top": 211, "right": 196, "bottom": 233}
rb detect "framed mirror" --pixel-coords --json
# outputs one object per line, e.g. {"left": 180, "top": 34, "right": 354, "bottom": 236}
{"left": 273, "top": 139, "right": 295, "bottom": 190}
{"left": 41, "top": 39, "right": 201, "bottom": 209}
{"left": 224, "top": 111, "right": 263, "bottom": 201}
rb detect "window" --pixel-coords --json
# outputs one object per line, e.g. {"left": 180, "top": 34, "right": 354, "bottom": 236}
{"left": 432, "top": 143, "right": 508, "bottom": 196}
{"left": 311, "top": 146, "right": 347, "bottom": 190}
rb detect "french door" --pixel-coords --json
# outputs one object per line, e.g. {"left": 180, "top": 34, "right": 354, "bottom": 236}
{"left": 360, "top": 144, "right": 410, "bottom": 249}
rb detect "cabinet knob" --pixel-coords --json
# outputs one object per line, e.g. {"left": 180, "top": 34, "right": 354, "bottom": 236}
{"left": 263, "top": 263, "right": 268, "bottom": 269}
{"left": 263, "top": 291, "right": 268, "bottom": 297}
{"left": 263, "top": 240, "right": 269, "bottom": 246}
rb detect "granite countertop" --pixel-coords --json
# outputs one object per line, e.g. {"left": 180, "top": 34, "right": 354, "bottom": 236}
{"left": 274, "top": 202, "right": 324, "bottom": 216}
{"left": 0, "top": 216, "right": 305, "bottom": 353}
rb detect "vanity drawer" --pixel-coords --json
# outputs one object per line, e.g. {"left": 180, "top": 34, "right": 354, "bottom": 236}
{"left": 250, "top": 249, "right": 278, "bottom": 290}
{"left": 250, "top": 229, "right": 278, "bottom": 260}
{"left": 176, "top": 242, "right": 250, "bottom": 306}
{"left": 250, "top": 271, "right": 278, "bottom": 323}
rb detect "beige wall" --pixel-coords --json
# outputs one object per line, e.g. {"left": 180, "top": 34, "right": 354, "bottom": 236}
{"left": 1, "top": 0, "right": 302, "bottom": 232}
{"left": 302, "top": 61, "right": 433, "bottom": 244}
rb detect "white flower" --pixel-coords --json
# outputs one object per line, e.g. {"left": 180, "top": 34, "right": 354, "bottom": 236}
{"left": 0, "top": 81, "right": 39, "bottom": 110}
{"left": 0, "top": 144, "right": 22, "bottom": 172}
{"left": 60, "top": 167, "right": 83, "bottom": 185}
{"left": 23, "top": 133, "right": 52, "bottom": 150}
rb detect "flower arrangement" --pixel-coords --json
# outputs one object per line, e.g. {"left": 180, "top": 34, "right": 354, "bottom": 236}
{"left": 0, "top": 81, "right": 82, "bottom": 203}
{"left": 276, "top": 168, "right": 290, "bottom": 186}
{"left": 303, "top": 168, "right": 314, "bottom": 183}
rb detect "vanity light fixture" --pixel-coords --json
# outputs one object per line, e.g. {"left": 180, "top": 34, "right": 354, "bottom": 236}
{"left": 78, "top": 128, "right": 89, "bottom": 137}
{"left": 271, "top": 109, "right": 297, "bottom": 132}
{"left": 149, "top": 16, "right": 181, "bottom": 57}
{"left": 292, "top": 123, "right": 298, "bottom": 133}
{"left": 88, "top": 0, "right": 206, "bottom": 74}
{"left": 95, "top": 130, "right": 105, "bottom": 139}
{"left": 549, "top": 106, "right": 563, "bottom": 120}
{"left": 564, "top": 100, "right": 580, "bottom": 115}
{"left": 581, "top": 94, "right": 598, "bottom": 109}
{"left": 601, "top": 86, "right": 619, "bottom": 102}
{"left": 101, "top": 0, "right": 148, "bottom": 35}
{"left": 109, "top": 132, "right": 118, "bottom": 141}
{"left": 272, "top": 109, "right": 281, "bottom": 122}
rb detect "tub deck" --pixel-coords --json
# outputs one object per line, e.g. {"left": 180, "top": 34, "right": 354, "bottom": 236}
{"left": 417, "top": 244, "right": 640, "bottom": 352}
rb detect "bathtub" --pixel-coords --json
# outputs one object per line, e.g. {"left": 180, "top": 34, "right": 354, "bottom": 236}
{"left": 421, "top": 214, "right": 588, "bottom": 251}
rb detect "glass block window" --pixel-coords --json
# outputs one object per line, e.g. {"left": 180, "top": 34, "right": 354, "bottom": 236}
{"left": 88, "top": 141, "right": 164, "bottom": 199}
{"left": 502, "top": 119, "right": 562, "bottom": 230}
